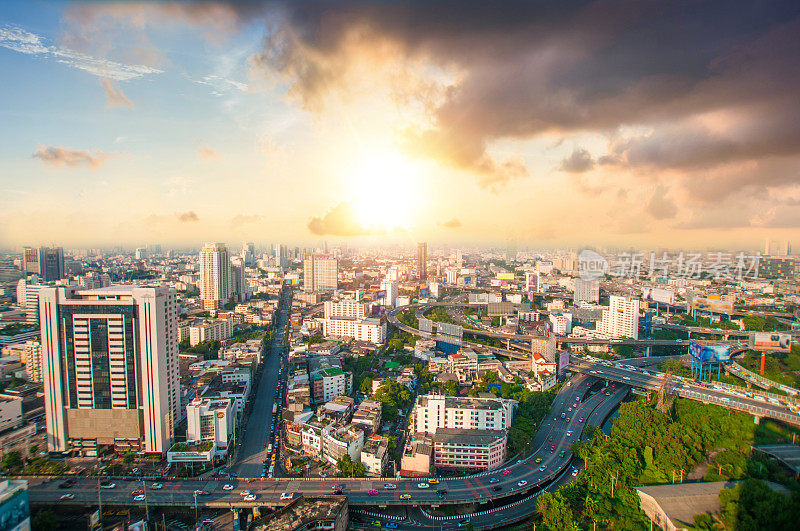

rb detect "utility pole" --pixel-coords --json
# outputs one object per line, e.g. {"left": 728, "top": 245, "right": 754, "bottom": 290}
{"left": 142, "top": 477, "right": 150, "bottom": 523}
{"left": 97, "top": 476, "right": 102, "bottom": 529}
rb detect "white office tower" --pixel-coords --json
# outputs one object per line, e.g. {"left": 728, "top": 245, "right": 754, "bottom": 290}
{"left": 304, "top": 255, "right": 338, "bottom": 292}
{"left": 380, "top": 279, "right": 398, "bottom": 307}
{"left": 17, "top": 277, "right": 44, "bottom": 324}
{"left": 596, "top": 295, "right": 640, "bottom": 340}
{"left": 230, "top": 257, "right": 246, "bottom": 303}
{"left": 574, "top": 278, "right": 600, "bottom": 303}
{"left": 199, "top": 242, "right": 232, "bottom": 311}
{"left": 39, "top": 285, "right": 180, "bottom": 454}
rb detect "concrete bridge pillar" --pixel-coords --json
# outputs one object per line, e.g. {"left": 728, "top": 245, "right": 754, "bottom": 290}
{"left": 753, "top": 416, "right": 761, "bottom": 425}
{"left": 687, "top": 331, "right": 692, "bottom": 339}
{"left": 645, "top": 346, "right": 651, "bottom": 358}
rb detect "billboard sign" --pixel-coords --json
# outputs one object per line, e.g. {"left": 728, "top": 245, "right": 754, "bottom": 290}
{"left": 751, "top": 332, "right": 792, "bottom": 351}
{"left": 642, "top": 287, "right": 675, "bottom": 305}
{"left": 691, "top": 296, "right": 734, "bottom": 314}
{"left": 688, "top": 341, "right": 732, "bottom": 362}
{"left": 557, "top": 350, "right": 570, "bottom": 375}
{"left": 372, "top": 290, "right": 386, "bottom": 300}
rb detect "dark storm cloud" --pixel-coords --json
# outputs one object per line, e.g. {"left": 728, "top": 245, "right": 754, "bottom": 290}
{"left": 560, "top": 148, "right": 595, "bottom": 173}
{"left": 248, "top": 0, "right": 800, "bottom": 186}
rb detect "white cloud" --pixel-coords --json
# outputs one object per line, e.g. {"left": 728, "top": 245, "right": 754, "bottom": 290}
{"left": 0, "top": 24, "right": 163, "bottom": 81}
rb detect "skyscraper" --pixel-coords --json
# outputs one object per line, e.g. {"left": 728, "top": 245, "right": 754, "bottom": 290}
{"left": 23, "top": 246, "right": 64, "bottom": 281}
{"left": 39, "top": 285, "right": 180, "bottom": 454}
{"left": 199, "top": 242, "right": 232, "bottom": 311}
{"left": 303, "top": 255, "right": 338, "bottom": 292}
{"left": 230, "top": 256, "right": 245, "bottom": 302}
{"left": 417, "top": 242, "right": 427, "bottom": 280}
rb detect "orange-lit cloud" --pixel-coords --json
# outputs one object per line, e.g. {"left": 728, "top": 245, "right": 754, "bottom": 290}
{"left": 102, "top": 78, "right": 133, "bottom": 107}
{"left": 32, "top": 145, "right": 112, "bottom": 168}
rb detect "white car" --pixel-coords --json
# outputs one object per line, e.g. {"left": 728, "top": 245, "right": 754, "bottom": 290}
{"left": 240, "top": 490, "right": 251, "bottom": 496}
{"left": 244, "top": 494, "right": 257, "bottom": 501}
{"left": 622, "top": 376, "right": 631, "bottom": 380}
{"left": 100, "top": 483, "right": 116, "bottom": 489}
{"left": 572, "top": 468, "right": 579, "bottom": 477}
{"left": 417, "top": 483, "right": 430, "bottom": 489}
{"left": 60, "top": 493, "right": 74, "bottom": 500}
{"left": 223, "top": 484, "right": 234, "bottom": 490}
{"left": 280, "top": 492, "right": 293, "bottom": 500}
{"left": 151, "top": 483, "right": 163, "bottom": 489}
{"left": 134, "top": 494, "right": 146, "bottom": 501}
{"left": 566, "top": 430, "right": 572, "bottom": 437}
{"left": 517, "top": 480, "right": 528, "bottom": 487}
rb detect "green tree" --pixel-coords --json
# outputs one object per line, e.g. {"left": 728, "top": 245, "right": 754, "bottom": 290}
{"left": 443, "top": 379, "right": 459, "bottom": 396}
{"left": 538, "top": 491, "right": 577, "bottom": 531}
{"left": 359, "top": 377, "right": 373, "bottom": 394}
{"left": 122, "top": 452, "right": 135, "bottom": 464}
{"left": 2, "top": 450, "right": 23, "bottom": 472}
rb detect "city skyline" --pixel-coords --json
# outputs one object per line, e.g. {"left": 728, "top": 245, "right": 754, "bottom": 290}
{"left": 2, "top": 1, "right": 800, "bottom": 249}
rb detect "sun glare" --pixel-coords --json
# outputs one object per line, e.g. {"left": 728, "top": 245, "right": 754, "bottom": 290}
{"left": 351, "top": 150, "right": 421, "bottom": 231}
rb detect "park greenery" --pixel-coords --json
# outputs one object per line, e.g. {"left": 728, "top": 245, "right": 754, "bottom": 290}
{"left": 537, "top": 396, "right": 800, "bottom": 530}
{"left": 372, "top": 379, "right": 413, "bottom": 422}
{"left": 736, "top": 346, "right": 800, "bottom": 388}
{"left": 336, "top": 454, "right": 366, "bottom": 477}
{"left": 179, "top": 339, "right": 221, "bottom": 359}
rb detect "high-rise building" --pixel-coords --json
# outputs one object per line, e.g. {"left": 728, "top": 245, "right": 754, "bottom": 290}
{"left": 23, "top": 246, "right": 64, "bottom": 281}
{"left": 596, "top": 295, "right": 640, "bottom": 340}
{"left": 417, "top": 242, "right": 427, "bottom": 280}
{"left": 39, "top": 285, "right": 180, "bottom": 454}
{"left": 303, "top": 255, "right": 338, "bottom": 292}
{"left": 199, "top": 243, "right": 232, "bottom": 311}
{"left": 17, "top": 277, "right": 44, "bottom": 324}
{"left": 230, "top": 257, "right": 245, "bottom": 302}
{"left": 573, "top": 278, "right": 600, "bottom": 303}
{"left": 134, "top": 247, "right": 147, "bottom": 260}
{"left": 241, "top": 242, "right": 256, "bottom": 266}
{"left": 380, "top": 279, "right": 398, "bottom": 307}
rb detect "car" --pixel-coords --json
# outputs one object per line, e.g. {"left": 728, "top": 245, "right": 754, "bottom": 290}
{"left": 560, "top": 412, "right": 566, "bottom": 419}
{"left": 400, "top": 494, "right": 412, "bottom": 500}
{"left": 150, "top": 483, "right": 163, "bottom": 489}
{"left": 370, "top": 521, "right": 381, "bottom": 528}
{"left": 368, "top": 489, "right": 379, "bottom": 495}
{"left": 623, "top": 376, "right": 631, "bottom": 381}
{"left": 539, "top": 465, "right": 547, "bottom": 471}
{"left": 100, "top": 482, "right": 116, "bottom": 489}
{"left": 492, "top": 485, "right": 502, "bottom": 491}
{"left": 385, "top": 523, "right": 398, "bottom": 529}
{"left": 517, "top": 480, "right": 528, "bottom": 487}
{"left": 458, "top": 519, "right": 470, "bottom": 526}
{"left": 132, "top": 468, "right": 139, "bottom": 474}
{"left": 239, "top": 490, "right": 251, "bottom": 496}
{"left": 417, "top": 482, "right": 429, "bottom": 489}
{"left": 566, "top": 430, "right": 573, "bottom": 437}
{"left": 488, "top": 477, "right": 499, "bottom": 483}
{"left": 60, "top": 493, "right": 74, "bottom": 500}
{"left": 280, "top": 492, "right": 294, "bottom": 500}
{"left": 550, "top": 445, "right": 556, "bottom": 452}
{"left": 559, "top": 451, "right": 566, "bottom": 458}
{"left": 567, "top": 407, "right": 572, "bottom": 412}
{"left": 578, "top": 417, "right": 584, "bottom": 423}
{"left": 134, "top": 494, "right": 146, "bottom": 501}
{"left": 229, "top": 472, "right": 237, "bottom": 479}
{"left": 383, "top": 483, "right": 397, "bottom": 489}
{"left": 535, "top": 457, "right": 542, "bottom": 463}
{"left": 244, "top": 494, "right": 258, "bottom": 501}
{"left": 572, "top": 468, "right": 579, "bottom": 477}
{"left": 223, "top": 484, "right": 234, "bottom": 490}
{"left": 194, "top": 490, "right": 210, "bottom": 496}
{"left": 501, "top": 469, "right": 511, "bottom": 475}
{"left": 427, "top": 478, "right": 439, "bottom": 484}
{"left": 332, "top": 484, "right": 345, "bottom": 491}
{"left": 131, "top": 490, "right": 144, "bottom": 496}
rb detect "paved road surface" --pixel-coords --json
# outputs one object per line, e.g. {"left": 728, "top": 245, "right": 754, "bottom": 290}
{"left": 229, "top": 291, "right": 289, "bottom": 478}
